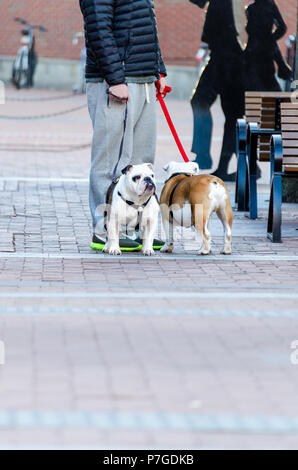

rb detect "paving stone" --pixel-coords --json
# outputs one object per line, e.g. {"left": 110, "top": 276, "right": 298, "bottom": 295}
{"left": 0, "top": 87, "right": 297, "bottom": 449}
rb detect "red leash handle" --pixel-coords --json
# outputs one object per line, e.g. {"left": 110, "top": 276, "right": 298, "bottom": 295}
{"left": 155, "top": 81, "right": 190, "bottom": 163}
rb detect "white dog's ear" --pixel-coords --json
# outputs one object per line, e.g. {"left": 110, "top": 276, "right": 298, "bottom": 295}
{"left": 163, "top": 163, "right": 170, "bottom": 172}
{"left": 147, "top": 163, "right": 153, "bottom": 171}
{"left": 121, "top": 165, "right": 133, "bottom": 175}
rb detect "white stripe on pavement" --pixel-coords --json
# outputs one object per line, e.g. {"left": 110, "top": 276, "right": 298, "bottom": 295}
{"left": 0, "top": 291, "right": 296, "bottom": 299}
{"left": 0, "top": 410, "right": 298, "bottom": 434}
{"left": 0, "top": 177, "right": 89, "bottom": 183}
{"left": 0, "top": 306, "right": 297, "bottom": 318}
{"left": 0, "top": 252, "right": 297, "bottom": 261}
{"left": 0, "top": 282, "right": 295, "bottom": 289}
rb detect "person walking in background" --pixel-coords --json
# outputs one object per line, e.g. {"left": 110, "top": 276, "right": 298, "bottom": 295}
{"left": 190, "top": 0, "right": 245, "bottom": 182}
{"left": 79, "top": 0, "right": 166, "bottom": 252}
{"left": 245, "top": 0, "right": 292, "bottom": 92}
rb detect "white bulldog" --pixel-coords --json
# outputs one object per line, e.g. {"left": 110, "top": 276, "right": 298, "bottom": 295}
{"left": 104, "top": 163, "right": 159, "bottom": 256}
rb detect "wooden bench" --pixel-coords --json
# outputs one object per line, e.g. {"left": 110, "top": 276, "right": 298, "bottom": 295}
{"left": 268, "top": 102, "right": 298, "bottom": 242}
{"left": 236, "top": 92, "right": 292, "bottom": 216}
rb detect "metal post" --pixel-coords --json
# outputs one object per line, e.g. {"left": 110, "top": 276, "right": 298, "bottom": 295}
{"left": 296, "top": 7, "right": 298, "bottom": 81}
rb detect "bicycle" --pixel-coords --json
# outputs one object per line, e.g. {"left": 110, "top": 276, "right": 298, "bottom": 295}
{"left": 11, "top": 17, "right": 47, "bottom": 90}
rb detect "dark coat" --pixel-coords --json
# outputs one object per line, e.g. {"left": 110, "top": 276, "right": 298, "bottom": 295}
{"left": 189, "top": 0, "right": 243, "bottom": 59}
{"left": 246, "top": 0, "right": 287, "bottom": 56}
{"left": 79, "top": 0, "right": 166, "bottom": 86}
{"left": 245, "top": 0, "right": 287, "bottom": 91}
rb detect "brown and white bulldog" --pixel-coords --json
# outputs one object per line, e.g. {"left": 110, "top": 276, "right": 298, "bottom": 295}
{"left": 160, "top": 161, "right": 233, "bottom": 255}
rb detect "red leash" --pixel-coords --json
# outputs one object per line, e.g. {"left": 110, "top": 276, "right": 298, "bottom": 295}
{"left": 156, "top": 82, "right": 190, "bottom": 163}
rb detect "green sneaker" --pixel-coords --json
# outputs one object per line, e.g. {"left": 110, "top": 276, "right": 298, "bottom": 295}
{"left": 135, "top": 237, "right": 165, "bottom": 251}
{"left": 91, "top": 235, "right": 142, "bottom": 252}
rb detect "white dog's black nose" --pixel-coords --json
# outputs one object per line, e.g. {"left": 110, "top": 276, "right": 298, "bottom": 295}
{"left": 144, "top": 177, "right": 155, "bottom": 190}
{"left": 144, "top": 176, "right": 155, "bottom": 191}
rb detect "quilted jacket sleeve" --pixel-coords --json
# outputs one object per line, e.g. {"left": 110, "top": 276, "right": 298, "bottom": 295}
{"left": 80, "top": 0, "right": 126, "bottom": 86}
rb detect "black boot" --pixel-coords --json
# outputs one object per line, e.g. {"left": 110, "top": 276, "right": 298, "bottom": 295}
{"left": 211, "top": 146, "right": 235, "bottom": 181}
{"left": 212, "top": 164, "right": 262, "bottom": 182}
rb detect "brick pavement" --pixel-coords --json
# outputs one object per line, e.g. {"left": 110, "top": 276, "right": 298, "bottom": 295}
{"left": 0, "top": 88, "right": 297, "bottom": 449}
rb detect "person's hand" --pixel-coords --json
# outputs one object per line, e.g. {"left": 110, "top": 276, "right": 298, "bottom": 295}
{"left": 159, "top": 77, "right": 167, "bottom": 96}
{"left": 109, "top": 84, "right": 129, "bottom": 103}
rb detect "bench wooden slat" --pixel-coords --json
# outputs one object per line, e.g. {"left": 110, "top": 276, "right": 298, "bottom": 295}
{"left": 283, "top": 157, "right": 298, "bottom": 164}
{"left": 261, "top": 120, "right": 275, "bottom": 127}
{"left": 283, "top": 165, "right": 298, "bottom": 172}
{"left": 283, "top": 142, "right": 298, "bottom": 148}
{"left": 262, "top": 108, "right": 276, "bottom": 115}
{"left": 261, "top": 101, "right": 276, "bottom": 107}
{"left": 279, "top": 110, "right": 298, "bottom": 116}
{"left": 281, "top": 101, "right": 298, "bottom": 109}
{"left": 246, "top": 92, "right": 292, "bottom": 98}
{"left": 246, "top": 103, "right": 261, "bottom": 108}
{"left": 281, "top": 124, "right": 298, "bottom": 131}
{"left": 246, "top": 111, "right": 261, "bottom": 117}
{"left": 246, "top": 107, "right": 261, "bottom": 112}
{"left": 282, "top": 132, "right": 298, "bottom": 139}
{"left": 259, "top": 152, "right": 270, "bottom": 162}
{"left": 283, "top": 148, "right": 298, "bottom": 156}
{"left": 281, "top": 117, "right": 298, "bottom": 123}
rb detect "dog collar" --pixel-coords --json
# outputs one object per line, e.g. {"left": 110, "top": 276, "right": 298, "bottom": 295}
{"left": 118, "top": 191, "right": 153, "bottom": 211}
{"left": 165, "top": 172, "right": 192, "bottom": 184}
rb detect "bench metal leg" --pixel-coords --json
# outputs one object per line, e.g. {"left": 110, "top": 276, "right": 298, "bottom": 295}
{"left": 267, "top": 174, "right": 282, "bottom": 243}
{"left": 235, "top": 168, "right": 238, "bottom": 204}
{"left": 235, "top": 119, "right": 248, "bottom": 210}
{"left": 236, "top": 151, "right": 249, "bottom": 211}
{"left": 249, "top": 132, "right": 258, "bottom": 219}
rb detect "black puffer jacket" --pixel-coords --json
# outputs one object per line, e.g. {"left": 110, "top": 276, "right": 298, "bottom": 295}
{"left": 79, "top": 0, "right": 166, "bottom": 85}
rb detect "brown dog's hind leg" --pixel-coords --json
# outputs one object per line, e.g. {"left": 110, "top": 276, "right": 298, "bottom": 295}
{"left": 160, "top": 217, "right": 174, "bottom": 253}
{"left": 192, "top": 203, "right": 211, "bottom": 255}
{"left": 217, "top": 204, "right": 232, "bottom": 255}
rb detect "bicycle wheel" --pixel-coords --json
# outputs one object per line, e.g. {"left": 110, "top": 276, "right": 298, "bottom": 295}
{"left": 14, "top": 51, "right": 29, "bottom": 89}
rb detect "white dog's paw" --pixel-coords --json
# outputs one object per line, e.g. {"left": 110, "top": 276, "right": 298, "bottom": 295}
{"left": 221, "top": 249, "right": 231, "bottom": 255}
{"left": 160, "top": 243, "right": 174, "bottom": 253}
{"left": 102, "top": 243, "right": 110, "bottom": 253}
{"left": 199, "top": 249, "right": 211, "bottom": 256}
{"left": 108, "top": 246, "right": 121, "bottom": 256}
{"left": 142, "top": 248, "right": 155, "bottom": 256}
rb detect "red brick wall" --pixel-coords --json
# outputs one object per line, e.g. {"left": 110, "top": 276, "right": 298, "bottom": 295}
{"left": 0, "top": 0, "right": 296, "bottom": 65}
{"left": 156, "top": 0, "right": 298, "bottom": 65}
{"left": 0, "top": 0, "right": 84, "bottom": 60}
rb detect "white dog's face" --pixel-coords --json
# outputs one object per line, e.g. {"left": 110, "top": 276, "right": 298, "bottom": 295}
{"left": 163, "top": 161, "right": 199, "bottom": 179}
{"left": 122, "top": 163, "right": 156, "bottom": 197}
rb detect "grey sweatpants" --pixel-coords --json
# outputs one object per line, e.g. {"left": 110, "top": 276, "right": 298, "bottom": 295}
{"left": 86, "top": 81, "right": 157, "bottom": 238}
